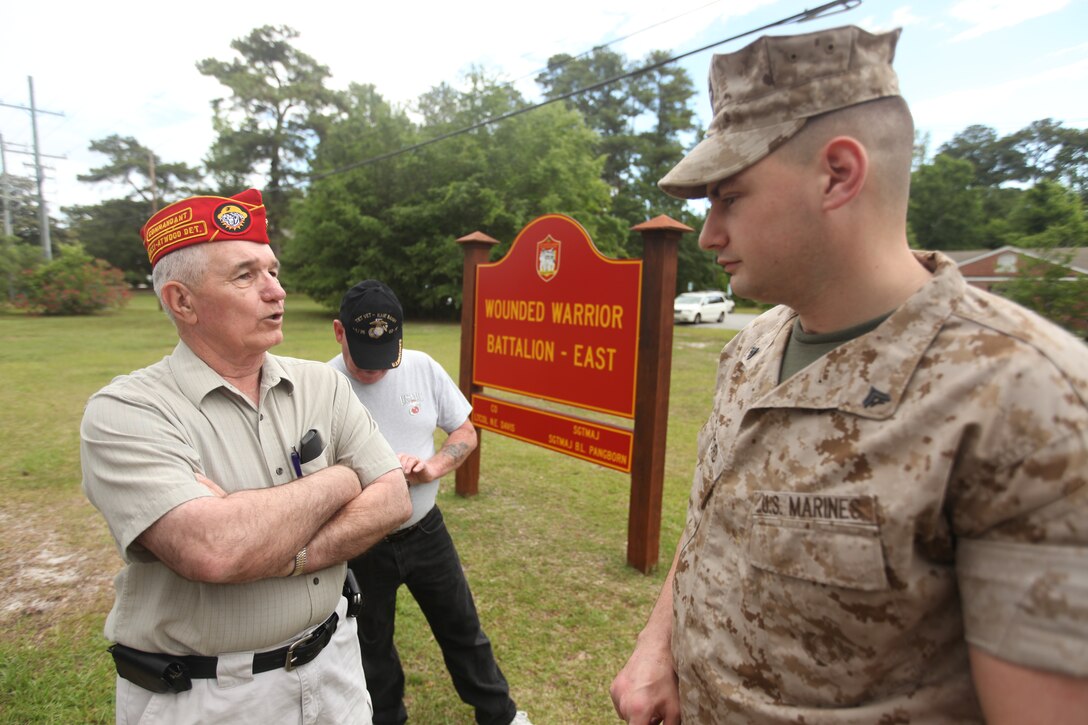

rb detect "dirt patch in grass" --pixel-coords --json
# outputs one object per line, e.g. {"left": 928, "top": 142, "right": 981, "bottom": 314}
{"left": 0, "top": 499, "right": 118, "bottom": 638}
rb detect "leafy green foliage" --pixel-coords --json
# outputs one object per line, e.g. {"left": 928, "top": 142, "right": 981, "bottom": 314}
{"left": 0, "top": 234, "right": 45, "bottom": 307}
{"left": 939, "top": 118, "right": 1088, "bottom": 199}
{"left": 535, "top": 45, "right": 717, "bottom": 293}
{"left": 64, "top": 198, "right": 152, "bottom": 286}
{"left": 911, "top": 119, "right": 1088, "bottom": 251}
{"left": 77, "top": 135, "right": 202, "bottom": 208}
{"left": 908, "top": 154, "right": 987, "bottom": 250}
{"left": 58, "top": 25, "right": 1083, "bottom": 328}
{"left": 1007, "top": 179, "right": 1087, "bottom": 245}
{"left": 13, "top": 246, "right": 130, "bottom": 315}
{"left": 285, "top": 74, "right": 613, "bottom": 316}
{"left": 995, "top": 250, "right": 1088, "bottom": 339}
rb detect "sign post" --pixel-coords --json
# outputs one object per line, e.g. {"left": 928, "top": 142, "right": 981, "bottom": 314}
{"left": 627, "top": 215, "right": 692, "bottom": 572}
{"left": 455, "top": 231, "right": 500, "bottom": 498}
{"left": 457, "top": 214, "right": 692, "bottom": 572}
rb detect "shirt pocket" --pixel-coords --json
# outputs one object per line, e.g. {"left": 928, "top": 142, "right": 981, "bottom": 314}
{"left": 738, "top": 492, "right": 906, "bottom": 679}
{"left": 299, "top": 444, "right": 331, "bottom": 476}
{"left": 746, "top": 492, "right": 890, "bottom": 591}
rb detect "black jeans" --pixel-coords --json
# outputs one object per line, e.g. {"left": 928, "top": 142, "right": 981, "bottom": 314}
{"left": 349, "top": 505, "right": 517, "bottom": 725}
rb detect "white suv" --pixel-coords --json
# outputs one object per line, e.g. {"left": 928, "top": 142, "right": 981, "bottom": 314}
{"left": 674, "top": 291, "right": 734, "bottom": 324}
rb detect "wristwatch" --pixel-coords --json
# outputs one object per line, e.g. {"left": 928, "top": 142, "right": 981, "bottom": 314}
{"left": 290, "top": 547, "right": 308, "bottom": 577}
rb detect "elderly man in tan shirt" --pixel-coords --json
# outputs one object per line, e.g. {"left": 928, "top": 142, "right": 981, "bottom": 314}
{"left": 81, "top": 189, "right": 411, "bottom": 724}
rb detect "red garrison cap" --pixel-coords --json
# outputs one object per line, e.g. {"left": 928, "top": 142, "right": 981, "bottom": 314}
{"left": 140, "top": 189, "right": 269, "bottom": 266}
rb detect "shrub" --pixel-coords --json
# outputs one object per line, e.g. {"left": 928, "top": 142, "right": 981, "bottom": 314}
{"left": 1, "top": 237, "right": 46, "bottom": 309}
{"left": 14, "top": 247, "right": 130, "bottom": 315}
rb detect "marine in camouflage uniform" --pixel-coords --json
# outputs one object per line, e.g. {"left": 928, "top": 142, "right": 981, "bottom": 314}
{"left": 611, "top": 23, "right": 1088, "bottom": 725}
{"left": 675, "top": 250, "right": 1088, "bottom": 722}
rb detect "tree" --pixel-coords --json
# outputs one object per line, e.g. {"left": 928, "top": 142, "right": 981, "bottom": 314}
{"left": 77, "top": 135, "right": 202, "bottom": 214}
{"left": 535, "top": 47, "right": 718, "bottom": 291}
{"left": 1009, "top": 119, "right": 1088, "bottom": 201}
{"left": 0, "top": 233, "right": 43, "bottom": 305}
{"left": 1, "top": 174, "right": 46, "bottom": 245}
{"left": 996, "top": 250, "right": 1087, "bottom": 340}
{"left": 908, "top": 154, "right": 987, "bottom": 250}
{"left": 536, "top": 48, "right": 638, "bottom": 192}
{"left": 64, "top": 199, "right": 152, "bottom": 286}
{"left": 281, "top": 83, "right": 419, "bottom": 307}
{"left": 938, "top": 125, "right": 1025, "bottom": 187}
{"left": 912, "top": 129, "right": 931, "bottom": 170}
{"left": 623, "top": 52, "right": 698, "bottom": 222}
{"left": 286, "top": 75, "right": 611, "bottom": 316}
{"left": 197, "top": 25, "right": 343, "bottom": 242}
{"left": 1007, "top": 180, "right": 1087, "bottom": 248}
{"left": 939, "top": 119, "right": 1088, "bottom": 203}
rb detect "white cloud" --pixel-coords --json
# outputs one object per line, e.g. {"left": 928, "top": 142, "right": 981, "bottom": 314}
{"left": 911, "top": 56, "right": 1088, "bottom": 144}
{"left": 948, "top": 0, "right": 1070, "bottom": 41}
{"left": 889, "top": 5, "right": 926, "bottom": 29}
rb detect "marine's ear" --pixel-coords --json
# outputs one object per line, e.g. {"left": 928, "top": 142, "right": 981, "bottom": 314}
{"left": 818, "top": 135, "right": 868, "bottom": 212}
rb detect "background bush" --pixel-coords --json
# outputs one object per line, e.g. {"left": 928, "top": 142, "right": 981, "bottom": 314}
{"left": 14, "top": 247, "right": 130, "bottom": 316}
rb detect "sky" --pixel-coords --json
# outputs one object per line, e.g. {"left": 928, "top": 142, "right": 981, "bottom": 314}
{"left": 2, "top": 0, "right": 1087, "bottom": 217}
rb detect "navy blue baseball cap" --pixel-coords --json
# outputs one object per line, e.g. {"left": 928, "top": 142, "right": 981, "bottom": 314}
{"left": 339, "top": 280, "right": 404, "bottom": 370}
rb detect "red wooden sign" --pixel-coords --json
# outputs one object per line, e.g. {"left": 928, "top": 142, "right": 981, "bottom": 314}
{"left": 472, "top": 214, "right": 642, "bottom": 418}
{"left": 471, "top": 394, "right": 634, "bottom": 473}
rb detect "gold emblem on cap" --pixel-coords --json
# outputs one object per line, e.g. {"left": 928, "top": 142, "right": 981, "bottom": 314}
{"left": 368, "top": 318, "right": 390, "bottom": 339}
{"left": 215, "top": 203, "right": 251, "bottom": 233}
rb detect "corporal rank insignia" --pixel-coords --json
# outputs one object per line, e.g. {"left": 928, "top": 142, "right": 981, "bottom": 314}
{"left": 862, "top": 386, "right": 892, "bottom": 408}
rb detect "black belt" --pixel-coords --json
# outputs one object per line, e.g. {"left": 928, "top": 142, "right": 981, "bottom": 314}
{"left": 384, "top": 506, "right": 439, "bottom": 542}
{"left": 384, "top": 520, "right": 423, "bottom": 541}
{"left": 184, "top": 611, "right": 339, "bottom": 677}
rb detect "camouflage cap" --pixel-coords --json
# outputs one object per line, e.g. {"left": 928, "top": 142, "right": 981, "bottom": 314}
{"left": 659, "top": 25, "right": 902, "bottom": 199}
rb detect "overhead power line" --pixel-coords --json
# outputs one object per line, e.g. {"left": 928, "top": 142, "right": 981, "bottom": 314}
{"left": 309, "top": 0, "right": 861, "bottom": 183}
{"left": 503, "top": 0, "right": 727, "bottom": 90}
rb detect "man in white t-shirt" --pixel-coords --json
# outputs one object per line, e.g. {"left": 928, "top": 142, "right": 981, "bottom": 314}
{"left": 329, "top": 280, "right": 531, "bottom": 725}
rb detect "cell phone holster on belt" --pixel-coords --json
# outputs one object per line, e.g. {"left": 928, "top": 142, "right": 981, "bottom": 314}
{"left": 109, "top": 643, "right": 193, "bottom": 693}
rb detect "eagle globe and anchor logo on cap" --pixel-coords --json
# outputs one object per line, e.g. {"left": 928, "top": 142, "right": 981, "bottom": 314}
{"left": 358, "top": 314, "right": 397, "bottom": 340}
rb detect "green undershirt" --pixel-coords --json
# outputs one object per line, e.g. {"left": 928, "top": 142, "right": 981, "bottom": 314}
{"left": 778, "top": 312, "right": 893, "bottom": 383}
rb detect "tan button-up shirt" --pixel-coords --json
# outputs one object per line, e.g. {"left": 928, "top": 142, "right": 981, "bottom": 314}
{"left": 81, "top": 341, "right": 400, "bottom": 655}
{"left": 673, "top": 252, "right": 1088, "bottom": 723}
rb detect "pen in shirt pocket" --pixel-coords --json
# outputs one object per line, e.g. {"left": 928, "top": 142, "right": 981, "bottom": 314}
{"left": 290, "top": 447, "right": 303, "bottom": 478}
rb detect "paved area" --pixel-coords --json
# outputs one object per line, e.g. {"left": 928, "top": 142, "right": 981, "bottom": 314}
{"left": 677, "top": 311, "right": 759, "bottom": 332}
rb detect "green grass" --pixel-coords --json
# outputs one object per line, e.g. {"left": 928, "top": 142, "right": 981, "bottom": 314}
{"left": 0, "top": 291, "right": 736, "bottom": 724}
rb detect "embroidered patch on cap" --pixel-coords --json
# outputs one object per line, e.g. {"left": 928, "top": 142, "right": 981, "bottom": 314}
{"left": 213, "top": 202, "right": 253, "bottom": 234}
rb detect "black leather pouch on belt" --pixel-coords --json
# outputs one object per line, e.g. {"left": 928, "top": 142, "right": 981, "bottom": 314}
{"left": 109, "top": 643, "right": 193, "bottom": 693}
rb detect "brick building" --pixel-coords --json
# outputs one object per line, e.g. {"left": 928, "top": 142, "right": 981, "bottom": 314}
{"left": 942, "top": 246, "right": 1088, "bottom": 292}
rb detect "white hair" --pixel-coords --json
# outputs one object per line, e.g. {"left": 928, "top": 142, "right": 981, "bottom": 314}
{"left": 152, "top": 244, "right": 212, "bottom": 323}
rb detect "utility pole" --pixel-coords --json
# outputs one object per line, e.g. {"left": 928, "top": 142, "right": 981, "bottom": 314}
{"left": 28, "top": 77, "right": 52, "bottom": 259}
{"left": 0, "top": 76, "right": 65, "bottom": 260}
{"left": 1, "top": 133, "right": 12, "bottom": 238}
{"left": 148, "top": 150, "right": 159, "bottom": 213}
